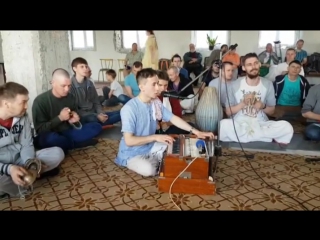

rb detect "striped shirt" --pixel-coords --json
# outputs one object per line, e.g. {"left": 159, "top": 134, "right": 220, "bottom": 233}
{"left": 295, "top": 49, "right": 307, "bottom": 62}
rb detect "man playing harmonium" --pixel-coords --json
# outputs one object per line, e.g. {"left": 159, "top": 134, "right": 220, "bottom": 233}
{"left": 115, "top": 68, "right": 214, "bottom": 177}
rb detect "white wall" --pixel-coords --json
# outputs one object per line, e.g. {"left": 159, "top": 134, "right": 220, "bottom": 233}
{"left": 69, "top": 31, "right": 320, "bottom": 80}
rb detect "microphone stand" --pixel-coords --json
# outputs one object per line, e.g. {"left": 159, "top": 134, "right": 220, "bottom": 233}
{"left": 177, "top": 67, "right": 209, "bottom": 95}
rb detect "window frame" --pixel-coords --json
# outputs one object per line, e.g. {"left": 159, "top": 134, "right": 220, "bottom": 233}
{"left": 121, "top": 31, "right": 146, "bottom": 50}
{"left": 69, "top": 31, "right": 96, "bottom": 51}
{"left": 191, "top": 31, "right": 231, "bottom": 50}
{"left": 258, "top": 31, "right": 301, "bottom": 49}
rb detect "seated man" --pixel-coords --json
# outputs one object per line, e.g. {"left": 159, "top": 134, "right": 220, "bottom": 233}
{"left": 69, "top": 57, "right": 121, "bottom": 126}
{"left": 301, "top": 84, "right": 320, "bottom": 141}
{"left": 220, "top": 53, "right": 294, "bottom": 144}
{"left": 167, "top": 66, "right": 198, "bottom": 114}
{"left": 207, "top": 44, "right": 228, "bottom": 68}
{"left": 274, "top": 48, "right": 305, "bottom": 77}
{"left": 295, "top": 39, "right": 308, "bottom": 66}
{"left": 156, "top": 70, "right": 195, "bottom": 134}
{"left": 222, "top": 45, "right": 240, "bottom": 80}
{"left": 258, "top": 43, "right": 279, "bottom": 77}
{"left": 273, "top": 60, "right": 310, "bottom": 119}
{"left": 171, "top": 54, "right": 188, "bottom": 79}
{"left": 208, "top": 61, "right": 234, "bottom": 108}
{"left": 183, "top": 43, "right": 203, "bottom": 86}
{"left": 32, "top": 68, "right": 102, "bottom": 154}
{"left": 124, "top": 43, "right": 144, "bottom": 77}
{"left": 0, "top": 82, "right": 64, "bottom": 198}
{"left": 115, "top": 68, "right": 214, "bottom": 177}
{"left": 122, "top": 61, "right": 143, "bottom": 102}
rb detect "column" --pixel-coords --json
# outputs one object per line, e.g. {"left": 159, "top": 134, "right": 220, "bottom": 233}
{"left": 0, "top": 31, "right": 71, "bottom": 120}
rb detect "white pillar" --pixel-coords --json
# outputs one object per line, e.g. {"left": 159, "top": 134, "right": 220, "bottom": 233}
{"left": 0, "top": 31, "right": 71, "bottom": 120}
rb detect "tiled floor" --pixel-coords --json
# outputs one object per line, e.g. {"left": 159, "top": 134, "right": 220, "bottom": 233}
{"left": 1, "top": 138, "right": 320, "bottom": 211}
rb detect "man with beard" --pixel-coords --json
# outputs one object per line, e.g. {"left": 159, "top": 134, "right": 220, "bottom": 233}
{"left": 219, "top": 53, "right": 294, "bottom": 144}
{"left": 207, "top": 44, "right": 228, "bottom": 68}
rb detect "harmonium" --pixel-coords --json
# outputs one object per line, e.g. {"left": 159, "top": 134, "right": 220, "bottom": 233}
{"left": 157, "top": 134, "right": 217, "bottom": 195}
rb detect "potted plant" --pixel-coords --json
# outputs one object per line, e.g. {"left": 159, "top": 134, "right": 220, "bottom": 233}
{"left": 207, "top": 34, "right": 218, "bottom": 51}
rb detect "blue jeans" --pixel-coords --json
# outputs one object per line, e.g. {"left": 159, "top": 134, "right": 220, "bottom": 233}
{"left": 80, "top": 111, "right": 121, "bottom": 126}
{"left": 34, "top": 122, "right": 102, "bottom": 152}
{"left": 118, "top": 94, "right": 131, "bottom": 105}
{"left": 305, "top": 123, "right": 320, "bottom": 141}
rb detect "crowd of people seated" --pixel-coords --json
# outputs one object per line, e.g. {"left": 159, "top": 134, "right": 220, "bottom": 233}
{"left": 1, "top": 38, "right": 319, "bottom": 198}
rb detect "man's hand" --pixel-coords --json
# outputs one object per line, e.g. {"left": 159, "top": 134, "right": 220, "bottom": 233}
{"left": 254, "top": 101, "right": 264, "bottom": 111}
{"left": 97, "top": 113, "right": 108, "bottom": 123}
{"left": 10, "top": 165, "right": 28, "bottom": 186}
{"left": 154, "top": 135, "right": 175, "bottom": 144}
{"left": 192, "top": 58, "right": 197, "bottom": 62}
{"left": 59, "top": 108, "right": 71, "bottom": 121}
{"left": 68, "top": 111, "right": 80, "bottom": 124}
{"left": 192, "top": 129, "right": 215, "bottom": 140}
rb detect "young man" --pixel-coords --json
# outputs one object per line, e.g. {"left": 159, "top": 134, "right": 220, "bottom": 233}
{"left": 167, "top": 66, "right": 198, "bottom": 114}
{"left": 0, "top": 82, "right": 64, "bottom": 198}
{"left": 32, "top": 68, "right": 102, "bottom": 154}
{"left": 274, "top": 48, "right": 305, "bottom": 77}
{"left": 115, "top": 68, "right": 214, "bottom": 177}
{"left": 222, "top": 45, "right": 240, "bottom": 80}
{"left": 274, "top": 60, "right": 310, "bottom": 107}
{"left": 295, "top": 39, "right": 308, "bottom": 65}
{"left": 69, "top": 57, "right": 121, "bottom": 126}
{"left": 208, "top": 61, "right": 234, "bottom": 108}
{"left": 124, "top": 61, "right": 143, "bottom": 99}
{"left": 220, "top": 53, "right": 294, "bottom": 144}
{"left": 102, "top": 69, "right": 124, "bottom": 106}
{"left": 156, "top": 70, "right": 195, "bottom": 134}
{"left": 302, "top": 84, "right": 320, "bottom": 141}
{"left": 171, "top": 54, "right": 188, "bottom": 79}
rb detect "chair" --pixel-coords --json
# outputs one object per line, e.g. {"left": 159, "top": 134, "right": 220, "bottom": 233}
{"left": 117, "top": 59, "right": 126, "bottom": 82}
{"left": 98, "top": 59, "right": 113, "bottom": 82}
{"left": 159, "top": 59, "right": 171, "bottom": 70}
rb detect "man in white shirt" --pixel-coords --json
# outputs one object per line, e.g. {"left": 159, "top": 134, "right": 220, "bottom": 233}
{"left": 274, "top": 48, "right": 305, "bottom": 78}
{"left": 219, "top": 53, "right": 294, "bottom": 144}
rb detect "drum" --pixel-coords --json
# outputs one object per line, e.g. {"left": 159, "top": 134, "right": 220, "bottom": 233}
{"left": 195, "top": 86, "right": 222, "bottom": 133}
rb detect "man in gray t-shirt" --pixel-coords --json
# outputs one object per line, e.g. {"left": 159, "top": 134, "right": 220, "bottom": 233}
{"left": 208, "top": 61, "right": 234, "bottom": 108}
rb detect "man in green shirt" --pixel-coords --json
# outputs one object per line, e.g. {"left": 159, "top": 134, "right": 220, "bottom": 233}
{"left": 32, "top": 68, "right": 102, "bottom": 154}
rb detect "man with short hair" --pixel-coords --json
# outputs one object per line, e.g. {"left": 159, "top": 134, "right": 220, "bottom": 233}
{"left": 124, "top": 43, "right": 144, "bottom": 77}
{"left": 208, "top": 61, "right": 234, "bottom": 108}
{"left": 275, "top": 48, "right": 305, "bottom": 77}
{"left": 171, "top": 54, "right": 188, "bottom": 79}
{"left": 220, "top": 53, "right": 294, "bottom": 144}
{"left": 115, "top": 68, "right": 214, "bottom": 177}
{"left": 207, "top": 44, "right": 228, "bottom": 68}
{"left": 69, "top": 57, "right": 121, "bottom": 127}
{"left": 167, "top": 66, "right": 198, "bottom": 114}
{"left": 295, "top": 39, "right": 307, "bottom": 65}
{"left": 183, "top": 43, "right": 203, "bottom": 86}
{"left": 124, "top": 61, "right": 143, "bottom": 99}
{"left": 32, "top": 68, "right": 102, "bottom": 154}
{"left": 0, "top": 82, "right": 65, "bottom": 198}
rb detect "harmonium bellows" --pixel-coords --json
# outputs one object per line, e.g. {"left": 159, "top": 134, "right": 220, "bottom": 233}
{"left": 158, "top": 134, "right": 217, "bottom": 195}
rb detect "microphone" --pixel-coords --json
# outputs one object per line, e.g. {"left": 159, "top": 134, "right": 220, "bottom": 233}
{"left": 161, "top": 91, "right": 189, "bottom": 99}
{"left": 229, "top": 44, "right": 238, "bottom": 50}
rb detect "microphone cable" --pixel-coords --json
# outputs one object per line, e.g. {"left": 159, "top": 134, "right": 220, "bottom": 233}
{"left": 223, "top": 67, "right": 309, "bottom": 211}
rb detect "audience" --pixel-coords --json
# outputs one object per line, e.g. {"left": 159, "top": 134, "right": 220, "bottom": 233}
{"left": 222, "top": 44, "right": 240, "bottom": 80}
{"left": 167, "top": 66, "right": 198, "bottom": 114}
{"left": 156, "top": 70, "right": 195, "bottom": 134}
{"left": 219, "top": 53, "right": 294, "bottom": 144}
{"left": 171, "top": 54, "right": 188, "bottom": 79}
{"left": 124, "top": 43, "right": 144, "bottom": 77}
{"left": 101, "top": 70, "right": 126, "bottom": 106}
{"left": 114, "top": 68, "right": 213, "bottom": 177}
{"left": 274, "top": 48, "right": 305, "bottom": 77}
{"left": 32, "top": 68, "right": 102, "bottom": 154}
{"left": 302, "top": 84, "right": 320, "bottom": 141}
{"left": 258, "top": 43, "right": 279, "bottom": 77}
{"left": 0, "top": 82, "right": 64, "bottom": 198}
{"left": 208, "top": 61, "right": 234, "bottom": 108}
{"left": 124, "top": 61, "right": 143, "bottom": 99}
{"left": 183, "top": 44, "right": 203, "bottom": 86}
{"left": 295, "top": 39, "right": 307, "bottom": 65}
{"left": 69, "top": 57, "right": 121, "bottom": 127}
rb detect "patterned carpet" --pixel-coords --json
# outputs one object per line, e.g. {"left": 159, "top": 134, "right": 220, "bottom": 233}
{"left": 1, "top": 138, "right": 320, "bottom": 211}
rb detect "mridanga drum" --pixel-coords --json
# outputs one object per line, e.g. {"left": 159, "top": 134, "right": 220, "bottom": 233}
{"left": 195, "top": 86, "right": 222, "bottom": 134}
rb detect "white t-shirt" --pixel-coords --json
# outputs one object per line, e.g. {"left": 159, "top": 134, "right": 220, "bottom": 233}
{"left": 227, "top": 77, "right": 276, "bottom": 122}
{"left": 275, "top": 62, "right": 304, "bottom": 77}
{"left": 110, "top": 80, "right": 124, "bottom": 97}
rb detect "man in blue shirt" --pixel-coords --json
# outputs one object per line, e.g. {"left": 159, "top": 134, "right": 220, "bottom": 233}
{"left": 122, "top": 61, "right": 143, "bottom": 103}
{"left": 171, "top": 54, "right": 188, "bottom": 79}
{"left": 295, "top": 39, "right": 308, "bottom": 66}
{"left": 115, "top": 68, "right": 214, "bottom": 177}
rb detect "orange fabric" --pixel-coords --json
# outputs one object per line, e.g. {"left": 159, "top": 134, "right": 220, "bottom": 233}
{"left": 102, "top": 125, "right": 114, "bottom": 130}
{"left": 223, "top": 53, "right": 240, "bottom": 67}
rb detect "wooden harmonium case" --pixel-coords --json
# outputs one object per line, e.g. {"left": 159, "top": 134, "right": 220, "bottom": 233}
{"left": 158, "top": 134, "right": 216, "bottom": 195}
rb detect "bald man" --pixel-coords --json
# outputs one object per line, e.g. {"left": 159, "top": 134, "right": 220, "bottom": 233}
{"left": 32, "top": 68, "right": 102, "bottom": 154}
{"left": 183, "top": 43, "right": 203, "bottom": 86}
